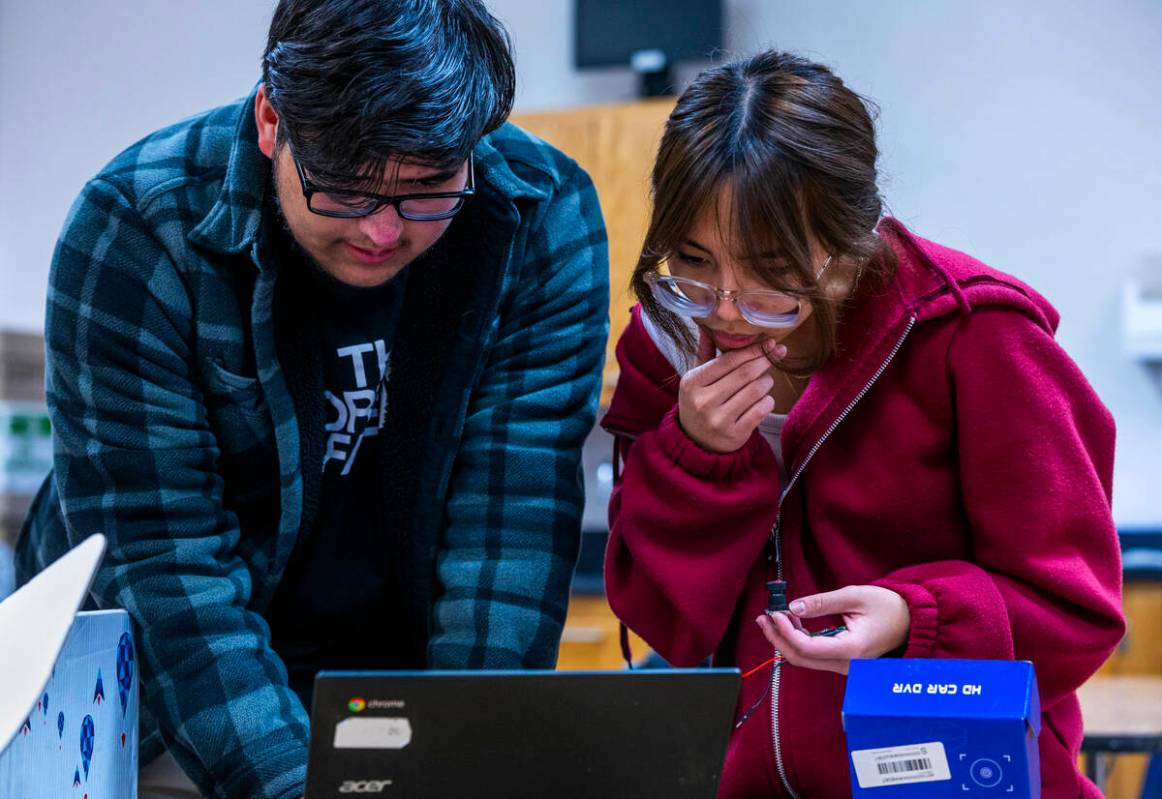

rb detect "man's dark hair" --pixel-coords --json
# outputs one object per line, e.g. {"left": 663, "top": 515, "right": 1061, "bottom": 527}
{"left": 262, "top": 0, "right": 515, "bottom": 185}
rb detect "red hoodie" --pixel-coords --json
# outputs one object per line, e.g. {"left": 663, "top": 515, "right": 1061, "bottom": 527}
{"left": 602, "top": 219, "right": 1124, "bottom": 798}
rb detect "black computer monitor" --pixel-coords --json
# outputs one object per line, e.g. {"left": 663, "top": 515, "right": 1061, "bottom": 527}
{"left": 574, "top": 0, "right": 723, "bottom": 97}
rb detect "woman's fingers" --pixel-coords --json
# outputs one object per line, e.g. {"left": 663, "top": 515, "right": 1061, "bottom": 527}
{"left": 722, "top": 371, "right": 776, "bottom": 418}
{"left": 754, "top": 614, "right": 852, "bottom": 675}
{"left": 685, "top": 342, "right": 769, "bottom": 388}
{"left": 690, "top": 344, "right": 763, "bottom": 384}
{"left": 754, "top": 585, "right": 911, "bottom": 671}
{"left": 695, "top": 354, "right": 778, "bottom": 429}
{"left": 695, "top": 356, "right": 774, "bottom": 414}
{"left": 788, "top": 585, "right": 868, "bottom": 619}
{"left": 737, "top": 393, "right": 777, "bottom": 430}
{"left": 678, "top": 334, "right": 786, "bottom": 452}
{"left": 760, "top": 612, "right": 858, "bottom": 660}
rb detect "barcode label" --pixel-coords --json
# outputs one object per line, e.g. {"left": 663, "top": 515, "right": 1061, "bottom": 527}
{"left": 852, "top": 742, "right": 951, "bottom": 788}
{"left": 877, "top": 757, "right": 932, "bottom": 775}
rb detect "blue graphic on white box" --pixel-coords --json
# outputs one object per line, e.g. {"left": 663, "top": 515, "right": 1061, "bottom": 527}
{"left": 80, "top": 714, "right": 95, "bottom": 780}
{"left": 116, "top": 632, "right": 134, "bottom": 717}
{"left": 0, "top": 610, "right": 139, "bottom": 798}
{"left": 843, "top": 659, "right": 1041, "bottom": 798}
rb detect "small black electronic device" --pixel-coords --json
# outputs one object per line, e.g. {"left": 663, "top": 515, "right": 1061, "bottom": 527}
{"left": 306, "top": 669, "right": 740, "bottom": 798}
{"left": 766, "top": 579, "right": 790, "bottom": 613}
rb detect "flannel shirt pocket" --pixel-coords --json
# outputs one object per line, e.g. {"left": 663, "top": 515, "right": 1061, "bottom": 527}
{"left": 205, "top": 359, "right": 268, "bottom": 421}
{"left": 202, "top": 358, "right": 279, "bottom": 507}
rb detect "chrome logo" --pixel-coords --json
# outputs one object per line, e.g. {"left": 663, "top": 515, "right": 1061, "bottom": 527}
{"left": 347, "top": 697, "right": 366, "bottom": 713}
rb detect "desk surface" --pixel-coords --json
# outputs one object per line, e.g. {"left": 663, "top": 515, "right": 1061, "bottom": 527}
{"left": 1078, "top": 675, "right": 1162, "bottom": 752}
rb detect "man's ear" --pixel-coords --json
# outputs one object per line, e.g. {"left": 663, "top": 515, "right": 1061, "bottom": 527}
{"left": 254, "top": 84, "right": 279, "bottom": 160}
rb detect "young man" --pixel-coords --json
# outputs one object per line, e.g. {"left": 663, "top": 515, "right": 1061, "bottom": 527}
{"left": 16, "top": 1, "right": 608, "bottom": 796}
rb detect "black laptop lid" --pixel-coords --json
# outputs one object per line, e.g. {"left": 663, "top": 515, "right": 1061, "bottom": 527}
{"left": 306, "top": 669, "right": 740, "bottom": 799}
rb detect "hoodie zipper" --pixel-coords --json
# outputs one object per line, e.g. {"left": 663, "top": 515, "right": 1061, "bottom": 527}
{"left": 768, "top": 316, "right": 916, "bottom": 798}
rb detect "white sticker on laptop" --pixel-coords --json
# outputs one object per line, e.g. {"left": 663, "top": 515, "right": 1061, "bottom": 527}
{"left": 850, "top": 741, "right": 951, "bottom": 788}
{"left": 334, "top": 717, "right": 413, "bottom": 750}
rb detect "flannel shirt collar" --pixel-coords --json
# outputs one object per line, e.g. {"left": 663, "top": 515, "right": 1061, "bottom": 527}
{"left": 189, "top": 86, "right": 547, "bottom": 260}
{"left": 188, "top": 87, "right": 268, "bottom": 257}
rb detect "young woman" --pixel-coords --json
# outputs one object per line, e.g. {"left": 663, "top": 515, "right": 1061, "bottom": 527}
{"left": 602, "top": 50, "right": 1123, "bottom": 798}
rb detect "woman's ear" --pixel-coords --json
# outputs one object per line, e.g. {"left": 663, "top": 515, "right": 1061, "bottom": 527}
{"left": 254, "top": 84, "right": 279, "bottom": 159}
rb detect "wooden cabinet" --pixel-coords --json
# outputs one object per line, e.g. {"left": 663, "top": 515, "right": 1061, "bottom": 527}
{"left": 1089, "top": 581, "right": 1162, "bottom": 797}
{"left": 1100, "top": 582, "right": 1162, "bottom": 677}
{"left": 511, "top": 100, "right": 675, "bottom": 406}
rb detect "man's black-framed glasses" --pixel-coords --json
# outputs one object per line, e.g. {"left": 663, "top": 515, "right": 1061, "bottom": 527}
{"left": 294, "top": 152, "right": 475, "bottom": 221}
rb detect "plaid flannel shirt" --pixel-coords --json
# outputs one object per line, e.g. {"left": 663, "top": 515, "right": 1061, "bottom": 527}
{"left": 17, "top": 91, "right": 608, "bottom": 798}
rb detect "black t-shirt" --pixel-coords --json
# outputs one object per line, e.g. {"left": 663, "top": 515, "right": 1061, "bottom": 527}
{"left": 266, "top": 263, "right": 410, "bottom": 706}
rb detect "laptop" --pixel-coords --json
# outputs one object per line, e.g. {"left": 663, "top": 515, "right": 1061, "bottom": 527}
{"left": 305, "top": 669, "right": 740, "bottom": 798}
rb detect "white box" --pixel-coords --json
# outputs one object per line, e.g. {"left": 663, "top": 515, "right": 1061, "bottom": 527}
{"left": 0, "top": 609, "right": 139, "bottom": 798}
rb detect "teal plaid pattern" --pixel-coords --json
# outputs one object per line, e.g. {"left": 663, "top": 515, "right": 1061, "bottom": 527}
{"left": 17, "top": 92, "right": 608, "bottom": 799}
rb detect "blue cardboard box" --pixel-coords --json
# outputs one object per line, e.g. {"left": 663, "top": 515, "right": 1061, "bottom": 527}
{"left": 842, "top": 659, "right": 1040, "bottom": 797}
{"left": 0, "top": 609, "right": 138, "bottom": 798}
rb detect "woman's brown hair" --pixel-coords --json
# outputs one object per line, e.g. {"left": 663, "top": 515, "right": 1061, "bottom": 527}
{"left": 632, "top": 50, "right": 896, "bottom": 374}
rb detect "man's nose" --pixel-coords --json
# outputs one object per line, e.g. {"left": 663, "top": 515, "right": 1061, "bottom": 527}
{"left": 357, "top": 205, "right": 404, "bottom": 248}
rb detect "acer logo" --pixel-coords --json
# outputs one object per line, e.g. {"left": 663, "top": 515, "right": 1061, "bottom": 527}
{"left": 338, "top": 779, "right": 392, "bottom": 793}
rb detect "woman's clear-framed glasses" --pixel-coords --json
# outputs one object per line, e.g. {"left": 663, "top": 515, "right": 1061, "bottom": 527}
{"left": 294, "top": 152, "right": 475, "bottom": 221}
{"left": 645, "top": 255, "right": 832, "bottom": 328}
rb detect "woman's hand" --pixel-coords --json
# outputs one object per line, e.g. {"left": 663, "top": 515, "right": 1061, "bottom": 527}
{"left": 677, "top": 329, "right": 785, "bottom": 453}
{"left": 754, "top": 585, "right": 911, "bottom": 675}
